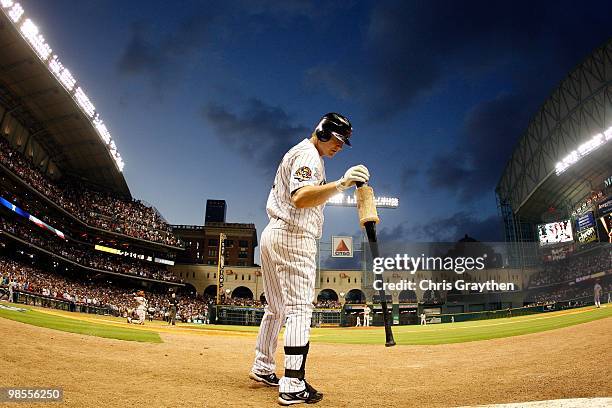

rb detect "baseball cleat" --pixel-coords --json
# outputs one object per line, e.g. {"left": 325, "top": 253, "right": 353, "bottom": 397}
{"left": 127, "top": 317, "right": 132, "bottom": 324}
{"left": 249, "top": 371, "right": 280, "bottom": 387}
{"left": 278, "top": 381, "right": 323, "bottom": 405}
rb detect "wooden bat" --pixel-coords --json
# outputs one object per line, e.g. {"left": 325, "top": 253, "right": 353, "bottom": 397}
{"left": 355, "top": 182, "right": 396, "bottom": 347}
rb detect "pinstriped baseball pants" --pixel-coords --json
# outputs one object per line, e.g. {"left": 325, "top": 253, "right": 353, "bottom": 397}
{"left": 252, "top": 224, "right": 317, "bottom": 393}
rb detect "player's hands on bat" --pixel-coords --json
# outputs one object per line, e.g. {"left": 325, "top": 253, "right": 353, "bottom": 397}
{"left": 336, "top": 164, "right": 370, "bottom": 191}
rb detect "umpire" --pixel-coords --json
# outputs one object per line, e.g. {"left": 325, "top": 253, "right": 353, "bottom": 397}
{"left": 168, "top": 292, "right": 178, "bottom": 325}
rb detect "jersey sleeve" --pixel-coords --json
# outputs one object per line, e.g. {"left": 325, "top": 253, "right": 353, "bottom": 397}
{"left": 289, "top": 150, "right": 323, "bottom": 194}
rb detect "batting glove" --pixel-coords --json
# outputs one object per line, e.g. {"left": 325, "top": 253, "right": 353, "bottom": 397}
{"left": 336, "top": 165, "right": 370, "bottom": 192}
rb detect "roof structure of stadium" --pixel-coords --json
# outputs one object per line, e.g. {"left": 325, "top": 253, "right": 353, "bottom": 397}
{"left": 0, "top": 3, "right": 130, "bottom": 197}
{"left": 497, "top": 39, "right": 612, "bottom": 231}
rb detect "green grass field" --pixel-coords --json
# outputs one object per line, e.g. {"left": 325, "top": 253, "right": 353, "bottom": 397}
{"left": 0, "top": 303, "right": 162, "bottom": 343}
{"left": 1, "top": 302, "right": 610, "bottom": 345}
{"left": 311, "top": 306, "right": 612, "bottom": 345}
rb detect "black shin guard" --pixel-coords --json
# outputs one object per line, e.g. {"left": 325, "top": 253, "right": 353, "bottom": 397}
{"left": 284, "top": 342, "right": 309, "bottom": 380}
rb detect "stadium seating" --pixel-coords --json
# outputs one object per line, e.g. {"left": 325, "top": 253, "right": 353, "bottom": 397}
{"left": 0, "top": 217, "right": 180, "bottom": 282}
{"left": 0, "top": 138, "right": 181, "bottom": 247}
{"left": 0, "top": 256, "right": 208, "bottom": 322}
{"left": 528, "top": 245, "right": 611, "bottom": 288}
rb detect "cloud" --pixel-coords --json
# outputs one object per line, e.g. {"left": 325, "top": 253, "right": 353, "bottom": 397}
{"left": 237, "top": 0, "right": 318, "bottom": 20}
{"left": 414, "top": 212, "right": 502, "bottom": 242}
{"left": 399, "top": 165, "right": 419, "bottom": 193}
{"left": 376, "top": 212, "right": 503, "bottom": 242}
{"left": 305, "top": 1, "right": 612, "bottom": 203}
{"left": 305, "top": 1, "right": 612, "bottom": 119}
{"left": 426, "top": 92, "right": 538, "bottom": 200}
{"left": 202, "top": 98, "right": 309, "bottom": 174}
{"left": 116, "top": 1, "right": 344, "bottom": 91}
{"left": 376, "top": 222, "right": 410, "bottom": 243}
{"left": 117, "top": 14, "right": 218, "bottom": 91}
{"left": 305, "top": 2, "right": 543, "bottom": 118}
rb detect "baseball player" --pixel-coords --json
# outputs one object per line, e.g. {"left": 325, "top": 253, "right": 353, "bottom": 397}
{"left": 420, "top": 312, "right": 427, "bottom": 325}
{"left": 594, "top": 281, "right": 602, "bottom": 308}
{"left": 363, "top": 305, "right": 371, "bottom": 327}
{"left": 127, "top": 290, "right": 147, "bottom": 325}
{"left": 250, "top": 113, "right": 368, "bottom": 405}
{"left": 356, "top": 315, "right": 361, "bottom": 327}
{"left": 7, "top": 278, "right": 15, "bottom": 303}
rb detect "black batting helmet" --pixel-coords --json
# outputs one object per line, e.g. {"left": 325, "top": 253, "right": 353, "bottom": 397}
{"left": 314, "top": 112, "right": 352, "bottom": 146}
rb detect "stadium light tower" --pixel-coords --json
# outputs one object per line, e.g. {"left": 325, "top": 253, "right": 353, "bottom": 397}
{"left": 555, "top": 125, "right": 612, "bottom": 175}
{"left": 0, "top": 1, "right": 125, "bottom": 172}
{"left": 316, "top": 192, "right": 400, "bottom": 287}
{"left": 326, "top": 192, "right": 399, "bottom": 208}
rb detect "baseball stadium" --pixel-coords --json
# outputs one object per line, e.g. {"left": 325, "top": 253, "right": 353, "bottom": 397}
{"left": 0, "top": 2, "right": 611, "bottom": 408}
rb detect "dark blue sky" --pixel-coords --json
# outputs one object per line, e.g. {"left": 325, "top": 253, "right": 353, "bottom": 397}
{"left": 20, "top": 0, "right": 612, "bottom": 243}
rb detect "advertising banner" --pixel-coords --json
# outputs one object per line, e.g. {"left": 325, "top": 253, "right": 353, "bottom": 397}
{"left": 576, "top": 212, "right": 595, "bottom": 231}
{"left": 331, "top": 236, "right": 353, "bottom": 258}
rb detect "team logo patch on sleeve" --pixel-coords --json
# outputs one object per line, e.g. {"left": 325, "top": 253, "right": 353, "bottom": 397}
{"left": 294, "top": 166, "right": 313, "bottom": 182}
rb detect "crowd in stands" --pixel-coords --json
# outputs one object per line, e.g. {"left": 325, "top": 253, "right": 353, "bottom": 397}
{"left": 528, "top": 280, "right": 611, "bottom": 304}
{"left": 4, "top": 252, "right": 607, "bottom": 327}
{"left": 0, "top": 257, "right": 207, "bottom": 322}
{"left": 315, "top": 299, "right": 342, "bottom": 308}
{"left": 0, "top": 218, "right": 180, "bottom": 282}
{"left": 0, "top": 188, "right": 179, "bottom": 266}
{"left": 216, "top": 297, "right": 264, "bottom": 307}
{"left": 399, "top": 292, "right": 418, "bottom": 303}
{"left": 0, "top": 138, "right": 180, "bottom": 247}
{"left": 528, "top": 245, "right": 611, "bottom": 288}
{"left": 214, "top": 297, "right": 343, "bottom": 309}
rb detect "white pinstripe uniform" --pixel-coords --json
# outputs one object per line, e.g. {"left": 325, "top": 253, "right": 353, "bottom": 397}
{"left": 594, "top": 283, "right": 602, "bottom": 308}
{"left": 363, "top": 305, "right": 371, "bottom": 327}
{"left": 133, "top": 295, "right": 147, "bottom": 324}
{"left": 252, "top": 138, "right": 325, "bottom": 393}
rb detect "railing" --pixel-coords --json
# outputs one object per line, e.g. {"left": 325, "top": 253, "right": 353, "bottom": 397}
{"left": 4, "top": 289, "right": 607, "bottom": 327}
{"left": 436, "top": 305, "right": 543, "bottom": 323}
{"left": 212, "top": 305, "right": 341, "bottom": 326}
{"left": 435, "top": 292, "right": 609, "bottom": 323}
{"left": 9, "top": 290, "right": 111, "bottom": 315}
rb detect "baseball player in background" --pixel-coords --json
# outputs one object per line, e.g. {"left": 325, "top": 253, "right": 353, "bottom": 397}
{"left": 7, "top": 278, "right": 15, "bottom": 303}
{"left": 250, "top": 113, "right": 369, "bottom": 405}
{"left": 363, "top": 305, "right": 371, "bottom": 327}
{"left": 594, "top": 281, "right": 602, "bottom": 308}
{"left": 356, "top": 315, "right": 361, "bottom": 327}
{"left": 127, "top": 290, "right": 147, "bottom": 325}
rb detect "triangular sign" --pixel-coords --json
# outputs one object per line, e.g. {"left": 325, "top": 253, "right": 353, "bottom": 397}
{"left": 335, "top": 240, "right": 349, "bottom": 252}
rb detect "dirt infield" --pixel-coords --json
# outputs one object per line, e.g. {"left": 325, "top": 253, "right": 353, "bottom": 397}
{"left": 0, "top": 316, "right": 610, "bottom": 408}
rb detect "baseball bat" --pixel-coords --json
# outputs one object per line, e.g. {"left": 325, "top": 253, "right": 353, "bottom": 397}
{"left": 355, "top": 182, "right": 396, "bottom": 347}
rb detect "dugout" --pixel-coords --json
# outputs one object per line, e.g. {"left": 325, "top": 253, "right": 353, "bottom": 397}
{"left": 398, "top": 304, "right": 418, "bottom": 325}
